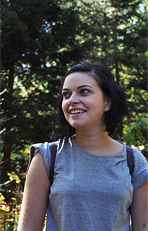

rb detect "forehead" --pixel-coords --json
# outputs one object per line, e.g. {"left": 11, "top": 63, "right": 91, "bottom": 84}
{"left": 63, "top": 72, "right": 97, "bottom": 87}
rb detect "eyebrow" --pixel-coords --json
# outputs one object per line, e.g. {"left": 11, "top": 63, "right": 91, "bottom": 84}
{"left": 77, "top": 85, "right": 92, "bottom": 89}
{"left": 62, "top": 85, "right": 92, "bottom": 91}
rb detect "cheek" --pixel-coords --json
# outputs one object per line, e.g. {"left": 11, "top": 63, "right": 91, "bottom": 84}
{"left": 94, "top": 103, "right": 103, "bottom": 116}
{"left": 61, "top": 101, "right": 65, "bottom": 113}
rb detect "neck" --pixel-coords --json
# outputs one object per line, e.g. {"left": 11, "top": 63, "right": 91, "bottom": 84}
{"left": 75, "top": 130, "right": 112, "bottom": 154}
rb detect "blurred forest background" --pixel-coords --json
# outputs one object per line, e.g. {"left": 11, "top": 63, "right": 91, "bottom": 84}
{"left": 0, "top": 0, "right": 148, "bottom": 229}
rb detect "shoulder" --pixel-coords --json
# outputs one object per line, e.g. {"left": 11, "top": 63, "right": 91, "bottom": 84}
{"left": 29, "top": 141, "right": 59, "bottom": 178}
{"left": 28, "top": 137, "right": 71, "bottom": 173}
{"left": 132, "top": 147, "right": 148, "bottom": 191}
{"left": 133, "top": 148, "right": 148, "bottom": 171}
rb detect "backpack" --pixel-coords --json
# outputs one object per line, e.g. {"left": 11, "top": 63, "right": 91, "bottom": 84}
{"left": 49, "top": 144, "right": 134, "bottom": 185}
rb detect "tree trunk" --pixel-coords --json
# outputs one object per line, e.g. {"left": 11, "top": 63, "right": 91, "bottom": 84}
{"left": 3, "top": 63, "right": 15, "bottom": 170}
{"left": 8, "top": 64, "right": 14, "bottom": 90}
{"left": 3, "top": 148, "right": 11, "bottom": 170}
{"left": 111, "top": 0, "right": 119, "bottom": 84}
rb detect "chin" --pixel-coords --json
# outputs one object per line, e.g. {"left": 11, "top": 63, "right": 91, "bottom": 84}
{"left": 70, "top": 123, "right": 84, "bottom": 130}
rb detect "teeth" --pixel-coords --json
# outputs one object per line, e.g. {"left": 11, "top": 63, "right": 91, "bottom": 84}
{"left": 70, "top": 110, "right": 84, "bottom": 114}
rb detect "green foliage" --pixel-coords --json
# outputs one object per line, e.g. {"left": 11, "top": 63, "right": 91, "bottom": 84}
{"left": 1, "top": 0, "right": 147, "bottom": 229}
{"left": 1, "top": 0, "right": 147, "bottom": 165}
{"left": 122, "top": 113, "right": 148, "bottom": 155}
{"left": 0, "top": 173, "right": 22, "bottom": 230}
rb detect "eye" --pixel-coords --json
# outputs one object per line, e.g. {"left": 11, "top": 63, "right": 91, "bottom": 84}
{"left": 62, "top": 91, "right": 71, "bottom": 99}
{"left": 80, "top": 89, "right": 90, "bottom": 95}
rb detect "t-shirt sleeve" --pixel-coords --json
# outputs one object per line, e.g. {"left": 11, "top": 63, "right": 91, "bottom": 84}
{"left": 28, "top": 142, "right": 52, "bottom": 178}
{"left": 132, "top": 148, "right": 148, "bottom": 191}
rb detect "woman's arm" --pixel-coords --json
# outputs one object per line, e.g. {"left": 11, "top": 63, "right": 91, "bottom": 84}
{"left": 18, "top": 152, "right": 50, "bottom": 231}
{"left": 131, "top": 180, "right": 148, "bottom": 231}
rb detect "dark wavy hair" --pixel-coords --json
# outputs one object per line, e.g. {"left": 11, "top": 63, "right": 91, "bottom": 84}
{"left": 52, "top": 61, "right": 127, "bottom": 139}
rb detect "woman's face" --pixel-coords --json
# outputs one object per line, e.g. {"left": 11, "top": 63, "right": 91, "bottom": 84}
{"left": 62, "top": 72, "right": 111, "bottom": 133}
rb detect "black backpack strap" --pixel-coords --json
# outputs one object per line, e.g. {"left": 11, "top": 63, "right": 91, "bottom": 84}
{"left": 49, "top": 143, "right": 57, "bottom": 185}
{"left": 126, "top": 146, "right": 134, "bottom": 175}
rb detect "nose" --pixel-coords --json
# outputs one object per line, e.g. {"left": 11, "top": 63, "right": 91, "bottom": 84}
{"left": 68, "top": 93, "right": 80, "bottom": 105}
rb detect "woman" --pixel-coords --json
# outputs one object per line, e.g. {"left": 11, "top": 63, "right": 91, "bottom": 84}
{"left": 18, "top": 61, "right": 148, "bottom": 231}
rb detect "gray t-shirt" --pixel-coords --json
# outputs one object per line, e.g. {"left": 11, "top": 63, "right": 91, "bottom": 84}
{"left": 29, "top": 135, "right": 148, "bottom": 231}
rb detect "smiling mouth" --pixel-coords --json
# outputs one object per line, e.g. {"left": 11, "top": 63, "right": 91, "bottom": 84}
{"left": 70, "top": 110, "right": 86, "bottom": 114}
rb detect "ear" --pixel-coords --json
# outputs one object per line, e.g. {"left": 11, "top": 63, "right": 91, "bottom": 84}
{"left": 105, "top": 98, "right": 111, "bottom": 112}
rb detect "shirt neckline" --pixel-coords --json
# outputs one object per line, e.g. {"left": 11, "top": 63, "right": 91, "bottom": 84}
{"left": 71, "top": 135, "right": 126, "bottom": 158}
